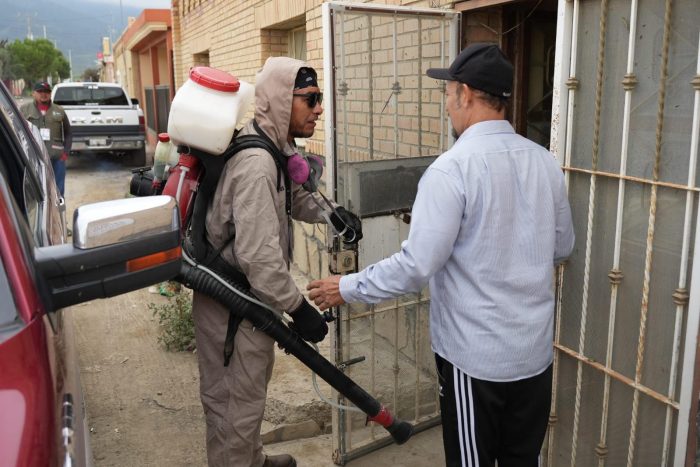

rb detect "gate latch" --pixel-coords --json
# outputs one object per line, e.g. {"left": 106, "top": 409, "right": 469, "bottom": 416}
{"left": 330, "top": 250, "right": 356, "bottom": 274}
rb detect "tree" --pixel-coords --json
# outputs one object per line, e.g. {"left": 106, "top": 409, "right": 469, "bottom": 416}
{"left": 82, "top": 67, "right": 100, "bottom": 82}
{"left": 7, "top": 38, "right": 70, "bottom": 84}
{"left": 0, "top": 40, "right": 13, "bottom": 80}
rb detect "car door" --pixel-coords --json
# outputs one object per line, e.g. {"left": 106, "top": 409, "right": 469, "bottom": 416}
{"left": 0, "top": 82, "right": 91, "bottom": 467}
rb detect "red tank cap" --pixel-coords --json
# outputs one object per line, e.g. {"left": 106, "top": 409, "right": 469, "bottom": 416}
{"left": 189, "top": 67, "right": 241, "bottom": 93}
{"left": 157, "top": 133, "right": 170, "bottom": 142}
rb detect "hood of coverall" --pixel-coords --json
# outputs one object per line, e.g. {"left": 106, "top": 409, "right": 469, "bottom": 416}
{"left": 254, "top": 56, "right": 312, "bottom": 151}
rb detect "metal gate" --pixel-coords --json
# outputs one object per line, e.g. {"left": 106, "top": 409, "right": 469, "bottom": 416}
{"left": 322, "top": 2, "right": 459, "bottom": 464}
{"left": 548, "top": 0, "right": 700, "bottom": 465}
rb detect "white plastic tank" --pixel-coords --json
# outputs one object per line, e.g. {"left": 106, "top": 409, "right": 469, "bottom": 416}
{"left": 168, "top": 67, "right": 254, "bottom": 155}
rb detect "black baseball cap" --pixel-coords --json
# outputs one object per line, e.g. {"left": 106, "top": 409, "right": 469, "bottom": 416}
{"left": 426, "top": 43, "right": 513, "bottom": 98}
{"left": 33, "top": 82, "right": 52, "bottom": 92}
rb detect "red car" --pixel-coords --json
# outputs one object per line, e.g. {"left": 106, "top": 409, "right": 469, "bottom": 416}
{"left": 0, "top": 81, "right": 181, "bottom": 467}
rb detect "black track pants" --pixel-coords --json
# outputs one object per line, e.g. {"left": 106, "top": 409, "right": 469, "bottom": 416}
{"left": 436, "top": 354, "right": 552, "bottom": 467}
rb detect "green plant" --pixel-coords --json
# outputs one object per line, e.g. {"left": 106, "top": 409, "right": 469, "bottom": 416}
{"left": 149, "top": 292, "right": 196, "bottom": 352}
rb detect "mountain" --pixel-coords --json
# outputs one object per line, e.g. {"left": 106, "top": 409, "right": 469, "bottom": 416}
{"left": 0, "top": 0, "right": 153, "bottom": 77}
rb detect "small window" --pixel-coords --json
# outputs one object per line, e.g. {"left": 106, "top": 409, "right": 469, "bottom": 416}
{"left": 193, "top": 51, "right": 210, "bottom": 67}
{"left": 288, "top": 26, "right": 306, "bottom": 61}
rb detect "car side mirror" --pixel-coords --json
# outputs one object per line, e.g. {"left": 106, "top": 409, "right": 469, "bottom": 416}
{"left": 131, "top": 97, "right": 139, "bottom": 108}
{"left": 35, "top": 196, "right": 181, "bottom": 310}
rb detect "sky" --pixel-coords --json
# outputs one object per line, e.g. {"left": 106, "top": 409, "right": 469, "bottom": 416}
{"left": 86, "top": 0, "right": 171, "bottom": 8}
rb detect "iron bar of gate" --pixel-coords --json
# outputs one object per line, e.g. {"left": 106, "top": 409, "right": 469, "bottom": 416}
{"left": 338, "top": 297, "right": 430, "bottom": 321}
{"left": 570, "top": 1, "right": 609, "bottom": 465}
{"left": 626, "top": 1, "right": 673, "bottom": 465}
{"left": 393, "top": 298, "right": 399, "bottom": 417}
{"left": 418, "top": 17, "right": 422, "bottom": 158}
{"left": 596, "top": 1, "right": 639, "bottom": 466}
{"left": 661, "top": 6, "right": 700, "bottom": 466}
{"left": 339, "top": 11, "right": 349, "bottom": 168}
{"left": 562, "top": 167, "right": 700, "bottom": 193}
{"left": 674, "top": 31, "right": 700, "bottom": 467}
{"left": 414, "top": 289, "right": 422, "bottom": 421}
{"left": 392, "top": 13, "right": 399, "bottom": 157}
{"left": 554, "top": 344, "right": 679, "bottom": 409}
{"left": 368, "top": 15, "right": 374, "bottom": 161}
{"left": 548, "top": 262, "right": 565, "bottom": 465}
{"left": 547, "top": 0, "right": 580, "bottom": 458}
{"left": 370, "top": 301, "right": 377, "bottom": 441}
{"left": 439, "top": 21, "right": 446, "bottom": 152}
{"left": 663, "top": 32, "right": 700, "bottom": 466}
{"left": 413, "top": 16, "right": 426, "bottom": 420}
{"left": 548, "top": 4, "right": 580, "bottom": 464}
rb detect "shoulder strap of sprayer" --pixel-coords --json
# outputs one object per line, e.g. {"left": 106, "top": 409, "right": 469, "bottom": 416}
{"left": 185, "top": 120, "right": 290, "bottom": 265}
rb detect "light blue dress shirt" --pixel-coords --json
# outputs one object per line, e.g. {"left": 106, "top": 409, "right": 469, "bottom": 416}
{"left": 339, "top": 120, "right": 575, "bottom": 381}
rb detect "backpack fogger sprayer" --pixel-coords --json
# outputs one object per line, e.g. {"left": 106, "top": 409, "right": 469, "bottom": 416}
{"left": 161, "top": 67, "right": 414, "bottom": 445}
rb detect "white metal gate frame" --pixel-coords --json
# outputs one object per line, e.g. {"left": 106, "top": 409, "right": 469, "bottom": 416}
{"left": 549, "top": 0, "right": 700, "bottom": 465}
{"left": 322, "top": 2, "right": 459, "bottom": 464}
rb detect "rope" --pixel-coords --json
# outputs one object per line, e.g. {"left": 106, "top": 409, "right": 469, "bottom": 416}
{"left": 626, "top": 0, "right": 673, "bottom": 466}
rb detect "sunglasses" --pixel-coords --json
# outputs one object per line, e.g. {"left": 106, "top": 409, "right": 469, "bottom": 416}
{"left": 293, "top": 92, "right": 323, "bottom": 108}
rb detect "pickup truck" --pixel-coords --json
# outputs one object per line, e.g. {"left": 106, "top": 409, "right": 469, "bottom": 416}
{"left": 52, "top": 82, "right": 146, "bottom": 166}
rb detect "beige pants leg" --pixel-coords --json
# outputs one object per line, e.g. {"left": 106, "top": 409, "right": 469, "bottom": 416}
{"left": 192, "top": 292, "right": 275, "bottom": 467}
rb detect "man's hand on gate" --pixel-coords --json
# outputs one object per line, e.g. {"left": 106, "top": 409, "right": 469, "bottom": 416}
{"left": 289, "top": 299, "right": 328, "bottom": 343}
{"left": 307, "top": 275, "right": 345, "bottom": 310}
{"left": 329, "top": 207, "right": 363, "bottom": 245}
{"left": 60, "top": 151, "right": 68, "bottom": 161}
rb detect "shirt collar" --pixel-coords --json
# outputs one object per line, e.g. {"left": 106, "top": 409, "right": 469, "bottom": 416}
{"left": 457, "top": 120, "right": 515, "bottom": 143}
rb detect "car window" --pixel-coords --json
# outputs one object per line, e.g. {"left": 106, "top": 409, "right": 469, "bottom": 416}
{"left": 54, "top": 86, "right": 129, "bottom": 106}
{"left": 0, "top": 95, "right": 41, "bottom": 176}
{"left": 0, "top": 243, "right": 23, "bottom": 342}
{"left": 0, "top": 93, "right": 45, "bottom": 245}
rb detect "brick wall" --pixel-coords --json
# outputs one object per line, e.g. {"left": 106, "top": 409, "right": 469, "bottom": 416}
{"left": 172, "top": 0, "right": 454, "bottom": 280}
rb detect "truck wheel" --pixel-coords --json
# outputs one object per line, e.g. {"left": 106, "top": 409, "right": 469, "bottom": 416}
{"left": 127, "top": 147, "right": 147, "bottom": 167}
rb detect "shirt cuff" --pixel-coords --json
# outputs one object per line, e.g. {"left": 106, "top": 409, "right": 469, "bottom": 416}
{"left": 339, "top": 273, "right": 359, "bottom": 303}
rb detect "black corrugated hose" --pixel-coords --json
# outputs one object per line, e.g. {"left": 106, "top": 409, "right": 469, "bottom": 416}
{"left": 177, "top": 260, "right": 414, "bottom": 445}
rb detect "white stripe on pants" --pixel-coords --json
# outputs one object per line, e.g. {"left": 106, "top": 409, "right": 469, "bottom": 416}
{"left": 454, "top": 366, "right": 479, "bottom": 467}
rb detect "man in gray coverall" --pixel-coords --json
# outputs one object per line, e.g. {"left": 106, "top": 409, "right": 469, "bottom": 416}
{"left": 192, "top": 57, "right": 361, "bottom": 467}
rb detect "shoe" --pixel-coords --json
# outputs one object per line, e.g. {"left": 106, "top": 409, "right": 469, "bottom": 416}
{"left": 67, "top": 228, "right": 72, "bottom": 237}
{"left": 262, "top": 454, "right": 297, "bottom": 467}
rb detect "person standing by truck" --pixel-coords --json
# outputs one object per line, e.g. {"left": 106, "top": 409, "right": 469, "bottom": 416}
{"left": 21, "top": 81, "right": 72, "bottom": 196}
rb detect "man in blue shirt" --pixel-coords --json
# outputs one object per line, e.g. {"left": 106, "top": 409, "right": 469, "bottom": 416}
{"left": 308, "top": 43, "right": 574, "bottom": 466}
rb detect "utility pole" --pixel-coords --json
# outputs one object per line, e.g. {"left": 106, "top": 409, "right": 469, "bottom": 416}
{"left": 26, "top": 15, "right": 34, "bottom": 40}
{"left": 43, "top": 25, "right": 47, "bottom": 39}
{"left": 119, "top": 0, "right": 125, "bottom": 32}
{"left": 69, "top": 50, "right": 73, "bottom": 82}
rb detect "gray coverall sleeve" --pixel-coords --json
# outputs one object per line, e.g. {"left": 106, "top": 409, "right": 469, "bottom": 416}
{"left": 290, "top": 184, "right": 332, "bottom": 223}
{"left": 231, "top": 161, "right": 304, "bottom": 313}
